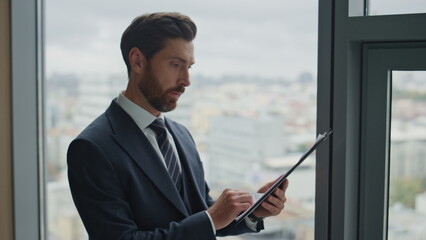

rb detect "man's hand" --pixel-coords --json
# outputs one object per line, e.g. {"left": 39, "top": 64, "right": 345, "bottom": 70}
{"left": 207, "top": 189, "right": 253, "bottom": 230}
{"left": 252, "top": 178, "right": 289, "bottom": 219}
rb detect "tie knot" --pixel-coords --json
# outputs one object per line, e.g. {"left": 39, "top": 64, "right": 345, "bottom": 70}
{"left": 149, "top": 118, "right": 167, "bottom": 136}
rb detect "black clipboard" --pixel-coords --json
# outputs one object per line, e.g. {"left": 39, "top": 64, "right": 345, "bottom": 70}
{"left": 234, "top": 129, "right": 333, "bottom": 223}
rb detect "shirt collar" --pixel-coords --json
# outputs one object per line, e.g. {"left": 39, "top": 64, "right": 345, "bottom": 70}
{"left": 115, "top": 91, "right": 164, "bottom": 131}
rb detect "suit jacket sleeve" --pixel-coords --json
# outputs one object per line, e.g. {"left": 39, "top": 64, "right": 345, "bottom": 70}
{"left": 68, "top": 138, "right": 217, "bottom": 240}
{"left": 178, "top": 125, "right": 263, "bottom": 237}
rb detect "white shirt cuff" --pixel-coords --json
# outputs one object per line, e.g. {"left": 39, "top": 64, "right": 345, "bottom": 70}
{"left": 244, "top": 217, "right": 259, "bottom": 231}
{"left": 204, "top": 211, "right": 216, "bottom": 235}
{"left": 204, "top": 211, "right": 258, "bottom": 233}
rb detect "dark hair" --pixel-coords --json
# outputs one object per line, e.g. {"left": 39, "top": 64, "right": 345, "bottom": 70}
{"left": 120, "top": 12, "right": 197, "bottom": 75}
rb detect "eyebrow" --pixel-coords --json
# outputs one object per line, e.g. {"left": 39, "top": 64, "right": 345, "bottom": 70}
{"left": 170, "top": 57, "right": 195, "bottom": 66}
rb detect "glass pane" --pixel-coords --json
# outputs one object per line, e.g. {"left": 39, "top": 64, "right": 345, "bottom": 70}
{"left": 369, "top": 0, "right": 426, "bottom": 16}
{"left": 389, "top": 71, "right": 426, "bottom": 239}
{"left": 44, "top": 1, "right": 318, "bottom": 240}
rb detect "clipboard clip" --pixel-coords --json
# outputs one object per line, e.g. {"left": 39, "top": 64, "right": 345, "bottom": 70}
{"left": 317, "top": 128, "right": 333, "bottom": 141}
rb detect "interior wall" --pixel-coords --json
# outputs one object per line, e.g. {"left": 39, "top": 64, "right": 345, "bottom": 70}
{"left": 0, "top": 0, "right": 14, "bottom": 239}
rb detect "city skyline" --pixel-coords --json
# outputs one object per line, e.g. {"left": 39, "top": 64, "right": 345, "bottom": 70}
{"left": 44, "top": 70, "right": 426, "bottom": 239}
{"left": 45, "top": 71, "right": 319, "bottom": 240}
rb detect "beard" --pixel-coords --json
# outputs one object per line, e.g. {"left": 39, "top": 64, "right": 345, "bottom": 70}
{"left": 137, "top": 63, "right": 185, "bottom": 113}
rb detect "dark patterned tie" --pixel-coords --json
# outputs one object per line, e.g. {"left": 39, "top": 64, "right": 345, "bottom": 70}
{"left": 149, "top": 118, "right": 182, "bottom": 192}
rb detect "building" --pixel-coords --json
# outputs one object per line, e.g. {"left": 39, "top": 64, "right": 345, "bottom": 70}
{"left": 207, "top": 114, "right": 285, "bottom": 190}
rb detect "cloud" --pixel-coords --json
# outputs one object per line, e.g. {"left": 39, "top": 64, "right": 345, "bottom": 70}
{"left": 45, "top": 0, "right": 318, "bottom": 79}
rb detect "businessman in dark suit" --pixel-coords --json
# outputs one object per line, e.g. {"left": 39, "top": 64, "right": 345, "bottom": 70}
{"left": 67, "top": 12, "right": 288, "bottom": 240}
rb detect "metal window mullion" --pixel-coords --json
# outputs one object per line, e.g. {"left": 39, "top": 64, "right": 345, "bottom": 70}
{"left": 11, "top": 0, "right": 43, "bottom": 239}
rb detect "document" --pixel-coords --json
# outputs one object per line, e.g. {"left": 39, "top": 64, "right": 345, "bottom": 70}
{"left": 235, "top": 129, "right": 333, "bottom": 223}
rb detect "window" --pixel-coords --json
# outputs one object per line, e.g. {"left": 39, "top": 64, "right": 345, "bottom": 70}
{"left": 368, "top": 0, "right": 426, "bottom": 16}
{"left": 360, "top": 44, "right": 426, "bottom": 239}
{"left": 389, "top": 71, "right": 426, "bottom": 239}
{"left": 44, "top": 1, "right": 318, "bottom": 240}
{"left": 317, "top": 0, "right": 426, "bottom": 239}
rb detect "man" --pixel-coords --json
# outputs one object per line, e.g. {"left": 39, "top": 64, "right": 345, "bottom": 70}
{"left": 67, "top": 12, "right": 288, "bottom": 240}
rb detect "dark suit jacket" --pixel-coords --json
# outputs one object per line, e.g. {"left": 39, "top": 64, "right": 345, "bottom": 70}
{"left": 67, "top": 101, "right": 257, "bottom": 240}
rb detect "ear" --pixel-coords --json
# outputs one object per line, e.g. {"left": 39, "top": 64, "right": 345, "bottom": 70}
{"left": 128, "top": 47, "right": 146, "bottom": 74}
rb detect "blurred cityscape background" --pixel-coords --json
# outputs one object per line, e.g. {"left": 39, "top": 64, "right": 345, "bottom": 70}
{"left": 44, "top": 71, "right": 426, "bottom": 240}
{"left": 45, "top": 71, "right": 317, "bottom": 240}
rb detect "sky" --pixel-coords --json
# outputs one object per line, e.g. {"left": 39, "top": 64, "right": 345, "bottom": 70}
{"left": 45, "top": 0, "right": 318, "bottom": 80}
{"left": 369, "top": 0, "right": 426, "bottom": 15}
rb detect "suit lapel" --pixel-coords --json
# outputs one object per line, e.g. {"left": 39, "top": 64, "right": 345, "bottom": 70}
{"left": 165, "top": 119, "right": 209, "bottom": 210}
{"left": 105, "top": 101, "right": 189, "bottom": 217}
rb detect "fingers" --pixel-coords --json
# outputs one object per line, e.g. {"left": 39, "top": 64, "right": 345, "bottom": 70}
{"left": 263, "top": 179, "right": 289, "bottom": 215}
{"left": 251, "top": 179, "right": 290, "bottom": 218}
{"left": 260, "top": 187, "right": 287, "bottom": 216}
{"left": 272, "top": 188, "right": 286, "bottom": 202}
{"left": 258, "top": 178, "right": 289, "bottom": 194}
{"left": 269, "top": 178, "right": 289, "bottom": 203}
{"left": 225, "top": 189, "right": 254, "bottom": 203}
{"left": 207, "top": 189, "right": 254, "bottom": 230}
{"left": 281, "top": 179, "right": 289, "bottom": 191}
{"left": 260, "top": 179, "right": 289, "bottom": 202}
{"left": 261, "top": 200, "right": 282, "bottom": 215}
{"left": 268, "top": 191, "right": 285, "bottom": 208}
{"left": 273, "top": 179, "right": 288, "bottom": 205}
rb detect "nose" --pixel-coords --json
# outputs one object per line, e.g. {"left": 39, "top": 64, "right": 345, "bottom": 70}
{"left": 179, "top": 68, "right": 191, "bottom": 87}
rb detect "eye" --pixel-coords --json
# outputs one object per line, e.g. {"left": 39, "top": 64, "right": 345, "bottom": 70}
{"left": 170, "top": 62, "right": 180, "bottom": 68}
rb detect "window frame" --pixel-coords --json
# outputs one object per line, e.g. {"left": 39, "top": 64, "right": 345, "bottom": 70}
{"left": 360, "top": 43, "right": 426, "bottom": 239}
{"left": 11, "top": 0, "right": 46, "bottom": 239}
{"left": 316, "top": 0, "right": 426, "bottom": 239}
